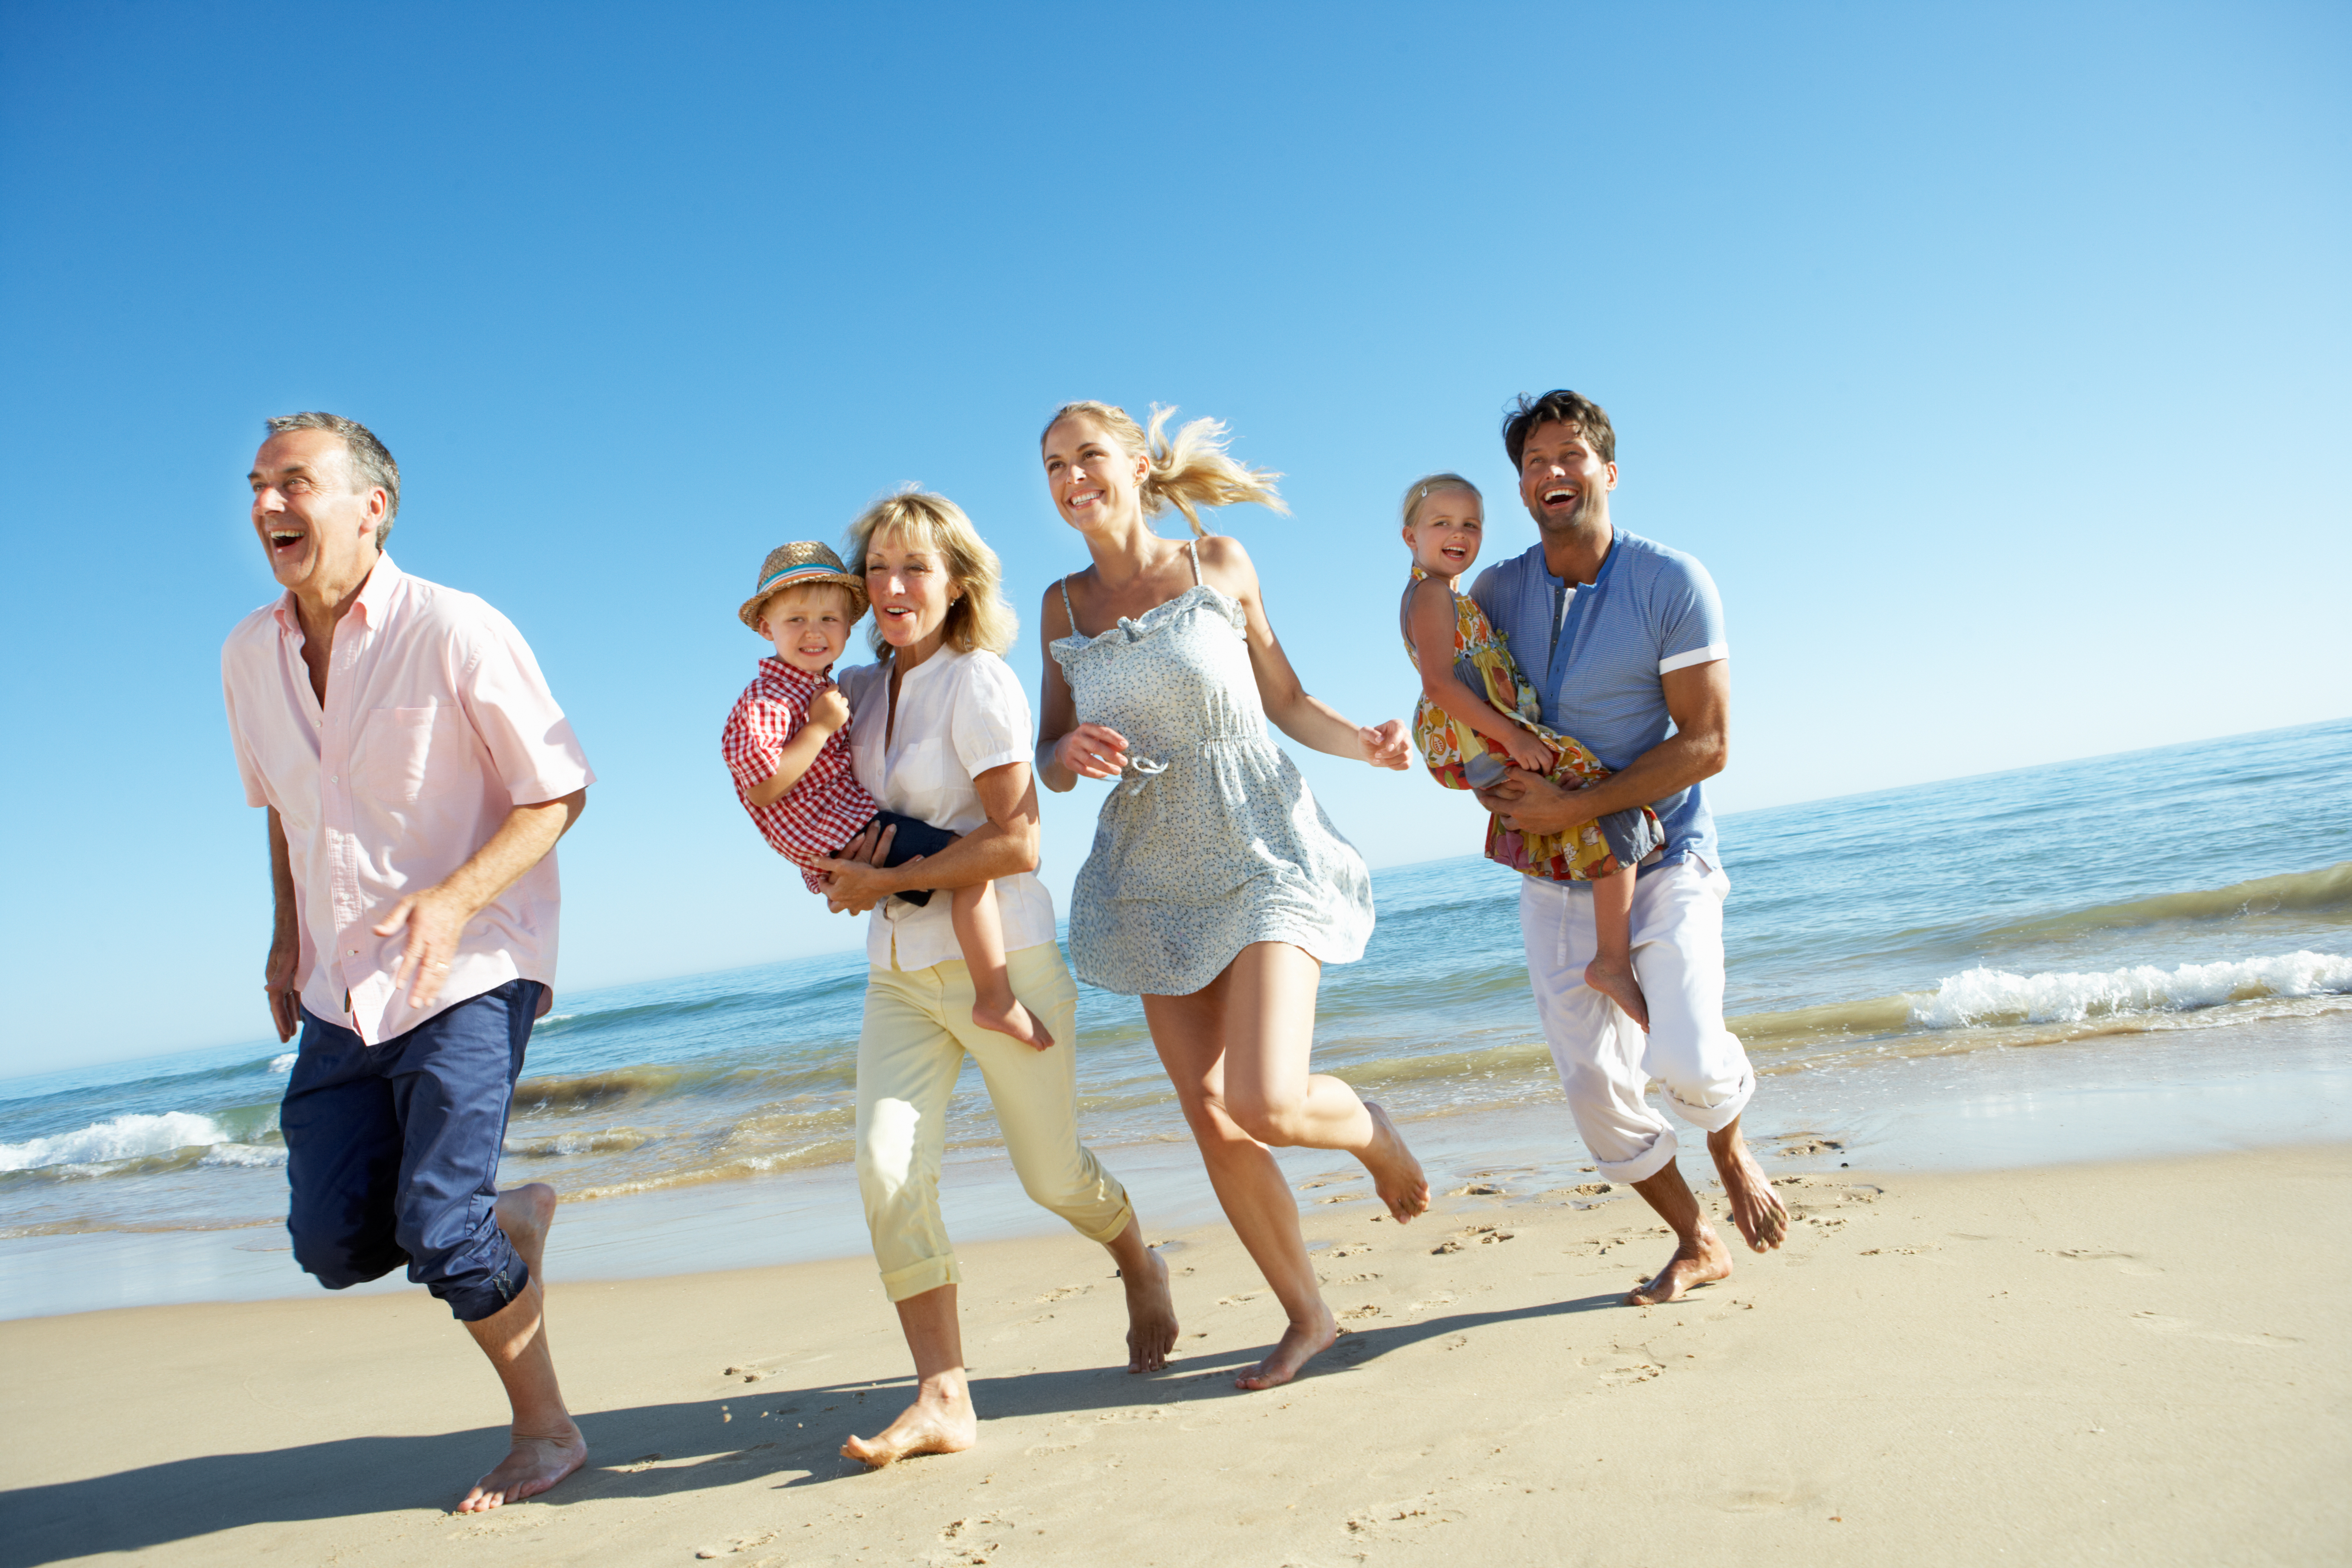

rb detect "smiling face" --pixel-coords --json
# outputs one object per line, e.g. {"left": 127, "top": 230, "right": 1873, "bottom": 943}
{"left": 863, "top": 526, "right": 959, "bottom": 659}
{"left": 759, "top": 583, "right": 859, "bottom": 675}
{"left": 248, "top": 428, "right": 385, "bottom": 600}
{"left": 1041, "top": 414, "right": 1149, "bottom": 532}
{"left": 1403, "top": 487, "right": 1486, "bottom": 580}
{"left": 1516, "top": 420, "right": 1618, "bottom": 535}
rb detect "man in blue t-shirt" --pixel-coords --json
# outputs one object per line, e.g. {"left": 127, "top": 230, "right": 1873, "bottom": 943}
{"left": 1470, "top": 389, "right": 1788, "bottom": 1305}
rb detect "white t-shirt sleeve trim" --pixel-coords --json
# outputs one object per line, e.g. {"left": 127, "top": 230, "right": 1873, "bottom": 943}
{"left": 1658, "top": 643, "right": 1729, "bottom": 675}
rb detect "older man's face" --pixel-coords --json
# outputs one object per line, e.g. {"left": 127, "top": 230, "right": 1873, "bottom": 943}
{"left": 249, "top": 429, "right": 383, "bottom": 597}
{"left": 1516, "top": 420, "right": 1618, "bottom": 534}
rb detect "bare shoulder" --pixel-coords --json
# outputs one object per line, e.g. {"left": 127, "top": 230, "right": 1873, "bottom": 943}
{"left": 1037, "top": 573, "right": 1076, "bottom": 641}
{"left": 1192, "top": 532, "right": 1259, "bottom": 597}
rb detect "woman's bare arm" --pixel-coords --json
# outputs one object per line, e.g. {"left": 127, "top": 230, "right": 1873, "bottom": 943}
{"left": 1198, "top": 535, "right": 1409, "bottom": 769}
{"left": 814, "top": 760, "right": 1040, "bottom": 913}
{"left": 1035, "top": 576, "right": 1129, "bottom": 790}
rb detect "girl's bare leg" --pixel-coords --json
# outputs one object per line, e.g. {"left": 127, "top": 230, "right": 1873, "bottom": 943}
{"left": 1143, "top": 943, "right": 1429, "bottom": 1392}
{"left": 841, "top": 1285, "right": 976, "bottom": 1467}
{"left": 1584, "top": 866, "right": 1650, "bottom": 1030}
{"left": 950, "top": 881, "right": 1053, "bottom": 1049}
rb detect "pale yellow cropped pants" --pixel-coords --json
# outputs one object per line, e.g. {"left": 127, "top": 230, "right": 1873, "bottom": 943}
{"left": 856, "top": 942, "right": 1134, "bottom": 1301}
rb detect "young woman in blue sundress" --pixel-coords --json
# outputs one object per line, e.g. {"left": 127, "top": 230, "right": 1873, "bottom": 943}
{"left": 1033, "top": 400, "right": 1431, "bottom": 1393}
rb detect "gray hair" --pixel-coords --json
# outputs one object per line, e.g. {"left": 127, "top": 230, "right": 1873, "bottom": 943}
{"left": 265, "top": 412, "right": 401, "bottom": 547}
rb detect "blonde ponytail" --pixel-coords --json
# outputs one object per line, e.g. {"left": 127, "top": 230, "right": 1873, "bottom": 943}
{"left": 1040, "top": 400, "right": 1288, "bottom": 537}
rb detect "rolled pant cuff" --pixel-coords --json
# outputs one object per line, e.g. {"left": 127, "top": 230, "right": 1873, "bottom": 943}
{"left": 1075, "top": 1197, "right": 1135, "bottom": 1248}
{"left": 1597, "top": 1127, "right": 1681, "bottom": 1185}
{"left": 880, "top": 1255, "right": 961, "bottom": 1303}
{"left": 1660, "top": 1066, "right": 1756, "bottom": 1135}
{"left": 438, "top": 1253, "right": 532, "bottom": 1323}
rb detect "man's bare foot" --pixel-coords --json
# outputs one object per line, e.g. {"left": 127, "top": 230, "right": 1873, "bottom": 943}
{"left": 495, "top": 1183, "right": 557, "bottom": 1278}
{"left": 841, "top": 1378, "right": 977, "bottom": 1469}
{"left": 456, "top": 1426, "right": 587, "bottom": 1512}
{"left": 1358, "top": 1102, "right": 1429, "bottom": 1223}
{"left": 971, "top": 998, "right": 1055, "bottom": 1051}
{"left": 1626, "top": 1223, "right": 1732, "bottom": 1306}
{"left": 1707, "top": 1123, "right": 1788, "bottom": 1252}
{"left": 1234, "top": 1301, "right": 1338, "bottom": 1391}
{"left": 1584, "top": 956, "right": 1650, "bottom": 1031}
{"left": 1122, "top": 1246, "right": 1179, "bottom": 1372}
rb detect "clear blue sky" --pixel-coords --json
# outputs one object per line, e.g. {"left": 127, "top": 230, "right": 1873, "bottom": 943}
{"left": 3, "top": 2, "right": 2345, "bottom": 1077}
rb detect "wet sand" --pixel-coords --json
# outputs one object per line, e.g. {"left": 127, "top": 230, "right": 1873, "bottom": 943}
{"left": 3, "top": 1142, "right": 2344, "bottom": 1567}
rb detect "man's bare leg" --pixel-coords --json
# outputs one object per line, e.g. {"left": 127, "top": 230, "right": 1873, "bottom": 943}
{"left": 1625, "top": 1160, "right": 1732, "bottom": 1306}
{"left": 843, "top": 1285, "right": 976, "bottom": 1467}
{"left": 456, "top": 1183, "right": 588, "bottom": 1511}
{"left": 1707, "top": 1115, "right": 1789, "bottom": 1251}
{"left": 1103, "top": 1218, "right": 1180, "bottom": 1372}
{"left": 951, "top": 881, "right": 1054, "bottom": 1049}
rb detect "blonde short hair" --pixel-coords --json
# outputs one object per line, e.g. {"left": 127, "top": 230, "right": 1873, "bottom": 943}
{"left": 1400, "top": 472, "right": 1482, "bottom": 531}
{"left": 844, "top": 489, "right": 1019, "bottom": 658}
{"left": 1040, "top": 401, "right": 1288, "bottom": 538}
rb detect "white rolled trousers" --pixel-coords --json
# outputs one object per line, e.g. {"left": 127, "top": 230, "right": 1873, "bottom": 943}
{"left": 1520, "top": 855, "right": 1755, "bottom": 1184}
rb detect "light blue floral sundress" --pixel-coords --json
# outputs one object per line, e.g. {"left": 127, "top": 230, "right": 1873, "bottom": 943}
{"left": 1050, "top": 542, "right": 1375, "bottom": 996}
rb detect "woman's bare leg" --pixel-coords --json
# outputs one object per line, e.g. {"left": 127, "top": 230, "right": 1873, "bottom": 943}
{"left": 1583, "top": 867, "right": 1650, "bottom": 1031}
{"left": 841, "top": 1285, "right": 976, "bottom": 1467}
{"left": 950, "top": 882, "right": 1053, "bottom": 1049}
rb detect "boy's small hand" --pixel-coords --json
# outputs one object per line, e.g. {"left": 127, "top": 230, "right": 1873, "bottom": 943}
{"left": 807, "top": 686, "right": 851, "bottom": 734}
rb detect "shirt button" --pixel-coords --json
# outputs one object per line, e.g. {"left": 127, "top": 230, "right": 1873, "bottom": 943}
{"left": 330, "top": 775, "right": 339, "bottom": 783}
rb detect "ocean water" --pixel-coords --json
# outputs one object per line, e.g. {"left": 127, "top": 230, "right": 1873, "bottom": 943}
{"left": 4, "top": 717, "right": 2348, "bottom": 1259}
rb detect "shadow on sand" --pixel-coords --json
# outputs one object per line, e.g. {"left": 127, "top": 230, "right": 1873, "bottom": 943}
{"left": 0, "top": 1288, "right": 1625, "bottom": 1565}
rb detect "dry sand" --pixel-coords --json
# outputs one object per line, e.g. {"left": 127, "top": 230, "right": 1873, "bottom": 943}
{"left": 3, "top": 1143, "right": 2344, "bottom": 1568}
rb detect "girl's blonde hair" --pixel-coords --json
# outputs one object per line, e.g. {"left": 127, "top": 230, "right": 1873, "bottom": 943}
{"left": 1040, "top": 400, "right": 1289, "bottom": 537}
{"left": 1400, "top": 472, "right": 1481, "bottom": 531}
{"left": 844, "top": 488, "right": 1019, "bottom": 658}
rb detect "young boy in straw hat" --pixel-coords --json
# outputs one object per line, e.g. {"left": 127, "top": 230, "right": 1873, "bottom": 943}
{"left": 721, "top": 543, "right": 1053, "bottom": 1048}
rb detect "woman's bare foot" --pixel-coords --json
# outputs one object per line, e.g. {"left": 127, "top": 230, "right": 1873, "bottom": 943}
{"left": 1584, "top": 956, "right": 1650, "bottom": 1031}
{"left": 456, "top": 1427, "right": 588, "bottom": 1512}
{"left": 971, "top": 998, "right": 1055, "bottom": 1051}
{"left": 841, "top": 1376, "right": 977, "bottom": 1469}
{"left": 1121, "top": 1246, "right": 1180, "bottom": 1372}
{"left": 1234, "top": 1301, "right": 1338, "bottom": 1391}
{"left": 1707, "top": 1123, "right": 1789, "bottom": 1252}
{"left": 495, "top": 1183, "right": 557, "bottom": 1277}
{"left": 1357, "top": 1102, "right": 1429, "bottom": 1224}
{"left": 1626, "top": 1222, "right": 1733, "bottom": 1306}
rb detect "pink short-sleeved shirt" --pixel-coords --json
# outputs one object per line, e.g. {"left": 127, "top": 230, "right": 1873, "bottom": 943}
{"left": 220, "top": 555, "right": 596, "bottom": 1045}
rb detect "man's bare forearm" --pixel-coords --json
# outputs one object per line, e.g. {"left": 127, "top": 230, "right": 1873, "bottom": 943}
{"left": 1566, "top": 727, "right": 1727, "bottom": 822}
{"left": 435, "top": 791, "right": 587, "bottom": 918}
{"left": 267, "top": 807, "right": 298, "bottom": 940}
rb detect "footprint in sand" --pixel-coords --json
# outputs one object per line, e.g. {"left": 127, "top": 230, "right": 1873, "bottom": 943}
{"left": 1034, "top": 1283, "right": 1092, "bottom": 1302}
{"left": 1449, "top": 1182, "right": 1505, "bottom": 1196}
{"left": 1339, "top": 1304, "right": 1383, "bottom": 1320}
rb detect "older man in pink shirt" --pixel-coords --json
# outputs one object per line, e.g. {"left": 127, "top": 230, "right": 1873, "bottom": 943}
{"left": 221, "top": 412, "right": 594, "bottom": 1512}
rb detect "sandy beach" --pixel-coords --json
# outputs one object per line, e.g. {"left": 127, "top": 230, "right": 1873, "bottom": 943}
{"left": 4, "top": 1140, "right": 2343, "bottom": 1567}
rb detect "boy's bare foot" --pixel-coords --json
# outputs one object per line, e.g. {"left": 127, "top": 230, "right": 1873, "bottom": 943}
{"left": 841, "top": 1378, "right": 977, "bottom": 1468}
{"left": 1122, "top": 1246, "right": 1180, "bottom": 1372}
{"left": 1707, "top": 1122, "right": 1789, "bottom": 1251}
{"left": 457, "top": 1426, "right": 588, "bottom": 1511}
{"left": 495, "top": 1183, "right": 557, "bottom": 1278}
{"left": 1358, "top": 1102, "right": 1430, "bottom": 1223}
{"left": 971, "top": 998, "right": 1055, "bottom": 1051}
{"left": 1626, "top": 1222, "right": 1733, "bottom": 1306}
{"left": 1584, "top": 956, "right": 1650, "bottom": 1031}
{"left": 1234, "top": 1300, "right": 1338, "bottom": 1391}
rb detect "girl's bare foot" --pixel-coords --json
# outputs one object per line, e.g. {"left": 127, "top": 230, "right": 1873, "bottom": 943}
{"left": 841, "top": 1378, "right": 977, "bottom": 1468}
{"left": 971, "top": 999, "right": 1055, "bottom": 1051}
{"left": 1358, "top": 1102, "right": 1430, "bottom": 1223}
{"left": 1584, "top": 956, "right": 1650, "bottom": 1031}
{"left": 1122, "top": 1246, "right": 1180, "bottom": 1372}
{"left": 1626, "top": 1223, "right": 1732, "bottom": 1306}
{"left": 1234, "top": 1301, "right": 1338, "bottom": 1391}
{"left": 456, "top": 1426, "right": 588, "bottom": 1511}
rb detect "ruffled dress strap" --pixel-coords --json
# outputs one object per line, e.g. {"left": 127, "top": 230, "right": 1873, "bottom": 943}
{"left": 1184, "top": 539, "right": 1202, "bottom": 584}
{"left": 1058, "top": 574, "right": 1078, "bottom": 636}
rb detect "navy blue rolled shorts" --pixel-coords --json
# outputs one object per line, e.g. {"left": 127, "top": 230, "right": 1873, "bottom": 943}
{"left": 281, "top": 979, "right": 542, "bottom": 1322}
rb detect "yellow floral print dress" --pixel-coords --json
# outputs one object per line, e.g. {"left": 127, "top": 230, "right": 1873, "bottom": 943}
{"left": 1402, "top": 565, "right": 1660, "bottom": 881}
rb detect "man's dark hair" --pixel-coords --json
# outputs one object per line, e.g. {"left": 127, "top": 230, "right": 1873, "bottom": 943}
{"left": 265, "top": 412, "right": 401, "bottom": 545}
{"left": 1502, "top": 390, "right": 1616, "bottom": 470}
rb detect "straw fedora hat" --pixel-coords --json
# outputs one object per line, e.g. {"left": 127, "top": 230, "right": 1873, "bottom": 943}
{"left": 738, "top": 541, "right": 868, "bottom": 631}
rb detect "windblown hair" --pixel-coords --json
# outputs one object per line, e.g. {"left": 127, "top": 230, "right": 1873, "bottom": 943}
{"left": 265, "top": 412, "right": 401, "bottom": 546}
{"left": 1040, "top": 401, "right": 1288, "bottom": 537}
{"left": 844, "top": 489, "right": 1019, "bottom": 658}
{"left": 1400, "top": 472, "right": 1481, "bottom": 531}
{"left": 1501, "top": 390, "right": 1617, "bottom": 470}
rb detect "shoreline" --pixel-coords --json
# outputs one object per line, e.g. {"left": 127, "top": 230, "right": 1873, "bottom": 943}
{"left": 3, "top": 1141, "right": 2343, "bottom": 1567}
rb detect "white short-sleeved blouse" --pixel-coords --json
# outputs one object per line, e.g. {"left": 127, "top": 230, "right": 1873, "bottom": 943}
{"left": 835, "top": 647, "right": 1058, "bottom": 972}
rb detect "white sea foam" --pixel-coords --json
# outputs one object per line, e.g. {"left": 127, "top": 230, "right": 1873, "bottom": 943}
{"left": 0, "top": 1111, "right": 237, "bottom": 1173}
{"left": 269, "top": 1053, "right": 297, "bottom": 1075}
{"left": 199, "top": 1142, "right": 289, "bottom": 1168}
{"left": 1912, "top": 950, "right": 2352, "bottom": 1029}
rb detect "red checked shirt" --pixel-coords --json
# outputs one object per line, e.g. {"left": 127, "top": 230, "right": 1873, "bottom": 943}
{"left": 721, "top": 658, "right": 882, "bottom": 892}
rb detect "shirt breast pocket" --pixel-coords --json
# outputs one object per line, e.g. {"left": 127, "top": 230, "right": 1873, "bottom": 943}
{"left": 889, "top": 737, "right": 951, "bottom": 806}
{"left": 358, "top": 705, "right": 447, "bottom": 805}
